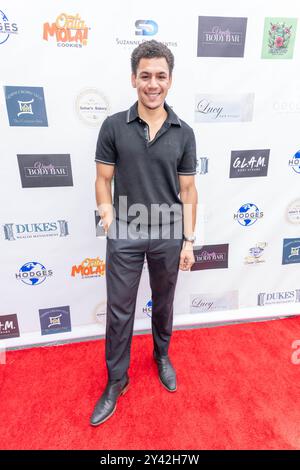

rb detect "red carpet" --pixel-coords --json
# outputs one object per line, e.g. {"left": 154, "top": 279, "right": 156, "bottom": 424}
{"left": 1, "top": 316, "right": 300, "bottom": 450}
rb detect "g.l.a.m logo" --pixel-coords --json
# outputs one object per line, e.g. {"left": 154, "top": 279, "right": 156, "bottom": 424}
{"left": 0, "top": 314, "right": 20, "bottom": 339}
{"left": 43, "top": 13, "right": 90, "bottom": 47}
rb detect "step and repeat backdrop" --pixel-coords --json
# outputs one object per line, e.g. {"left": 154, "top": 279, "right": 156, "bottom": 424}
{"left": 1, "top": 0, "right": 300, "bottom": 348}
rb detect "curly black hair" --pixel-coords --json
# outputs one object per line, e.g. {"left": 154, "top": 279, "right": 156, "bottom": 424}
{"left": 131, "top": 40, "right": 174, "bottom": 76}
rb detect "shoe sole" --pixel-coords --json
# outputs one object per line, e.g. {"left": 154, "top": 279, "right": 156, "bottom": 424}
{"left": 90, "top": 381, "right": 130, "bottom": 427}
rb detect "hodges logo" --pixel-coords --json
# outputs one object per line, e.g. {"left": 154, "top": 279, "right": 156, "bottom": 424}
{"left": 71, "top": 257, "right": 105, "bottom": 279}
{"left": 43, "top": 13, "right": 89, "bottom": 47}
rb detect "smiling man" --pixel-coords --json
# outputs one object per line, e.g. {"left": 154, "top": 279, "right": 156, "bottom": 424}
{"left": 90, "top": 40, "right": 198, "bottom": 426}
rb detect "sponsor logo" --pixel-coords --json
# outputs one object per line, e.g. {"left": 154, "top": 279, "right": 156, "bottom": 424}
{"left": 43, "top": 13, "right": 90, "bottom": 47}
{"left": 234, "top": 203, "right": 263, "bottom": 227}
{"left": 3, "top": 220, "right": 69, "bottom": 241}
{"left": 289, "top": 150, "right": 300, "bottom": 174}
{"left": 135, "top": 20, "right": 158, "bottom": 36}
{"left": 116, "top": 20, "right": 177, "bottom": 49}
{"left": 39, "top": 306, "right": 71, "bottom": 335}
{"left": 71, "top": 257, "right": 105, "bottom": 278}
{"left": 75, "top": 88, "right": 109, "bottom": 127}
{"left": 142, "top": 300, "right": 152, "bottom": 317}
{"left": 0, "top": 10, "right": 18, "bottom": 45}
{"left": 191, "top": 244, "right": 229, "bottom": 271}
{"left": 244, "top": 243, "right": 267, "bottom": 264}
{"left": 17, "top": 154, "right": 73, "bottom": 188}
{"left": 258, "top": 289, "right": 300, "bottom": 306}
{"left": 273, "top": 99, "right": 300, "bottom": 114}
{"left": 230, "top": 150, "right": 270, "bottom": 178}
{"left": 287, "top": 199, "right": 300, "bottom": 224}
{"left": 262, "top": 18, "right": 297, "bottom": 59}
{"left": 282, "top": 238, "right": 300, "bottom": 265}
{"left": 196, "top": 157, "right": 208, "bottom": 175}
{"left": 4, "top": 86, "right": 48, "bottom": 127}
{"left": 197, "top": 16, "right": 247, "bottom": 57}
{"left": 16, "top": 262, "right": 53, "bottom": 286}
{"left": 190, "top": 291, "right": 238, "bottom": 313}
{"left": 195, "top": 94, "right": 254, "bottom": 123}
{"left": 0, "top": 314, "right": 20, "bottom": 339}
{"left": 95, "top": 300, "right": 107, "bottom": 324}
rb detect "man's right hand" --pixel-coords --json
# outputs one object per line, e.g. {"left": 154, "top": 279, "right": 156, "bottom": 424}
{"left": 97, "top": 203, "right": 114, "bottom": 234}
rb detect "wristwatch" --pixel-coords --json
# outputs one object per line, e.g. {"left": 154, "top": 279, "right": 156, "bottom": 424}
{"left": 183, "top": 234, "right": 196, "bottom": 243}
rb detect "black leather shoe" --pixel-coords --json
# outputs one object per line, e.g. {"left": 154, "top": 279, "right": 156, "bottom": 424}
{"left": 90, "top": 374, "right": 130, "bottom": 426}
{"left": 153, "top": 351, "right": 177, "bottom": 392}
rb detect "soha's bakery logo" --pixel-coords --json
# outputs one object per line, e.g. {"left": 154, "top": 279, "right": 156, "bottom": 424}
{"left": 43, "top": 13, "right": 90, "bottom": 47}
{"left": 75, "top": 88, "right": 109, "bottom": 127}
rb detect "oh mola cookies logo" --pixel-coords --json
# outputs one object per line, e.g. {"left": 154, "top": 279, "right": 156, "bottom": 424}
{"left": 71, "top": 257, "right": 105, "bottom": 279}
{"left": 43, "top": 13, "right": 90, "bottom": 47}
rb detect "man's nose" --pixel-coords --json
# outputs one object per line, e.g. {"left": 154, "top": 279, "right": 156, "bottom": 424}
{"left": 148, "top": 76, "right": 159, "bottom": 88}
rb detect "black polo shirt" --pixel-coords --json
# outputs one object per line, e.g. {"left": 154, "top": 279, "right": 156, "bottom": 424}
{"left": 95, "top": 100, "right": 197, "bottom": 226}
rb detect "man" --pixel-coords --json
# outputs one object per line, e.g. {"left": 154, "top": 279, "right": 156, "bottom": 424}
{"left": 90, "top": 40, "right": 198, "bottom": 426}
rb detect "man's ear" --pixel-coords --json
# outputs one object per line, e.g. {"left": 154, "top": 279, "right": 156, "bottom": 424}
{"left": 131, "top": 73, "right": 137, "bottom": 88}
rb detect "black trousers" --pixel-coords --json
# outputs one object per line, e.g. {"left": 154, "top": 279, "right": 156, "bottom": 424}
{"left": 105, "top": 221, "right": 183, "bottom": 381}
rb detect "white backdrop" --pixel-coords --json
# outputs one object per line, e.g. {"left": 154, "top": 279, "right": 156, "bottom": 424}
{"left": 1, "top": 0, "right": 300, "bottom": 349}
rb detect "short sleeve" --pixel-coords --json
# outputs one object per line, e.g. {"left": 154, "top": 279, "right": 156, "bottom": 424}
{"left": 177, "top": 126, "right": 197, "bottom": 175}
{"left": 95, "top": 116, "right": 117, "bottom": 165}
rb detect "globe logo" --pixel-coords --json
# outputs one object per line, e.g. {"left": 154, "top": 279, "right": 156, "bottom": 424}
{"left": 236, "top": 203, "right": 260, "bottom": 227}
{"left": 143, "top": 299, "right": 152, "bottom": 318}
{"left": 249, "top": 246, "right": 264, "bottom": 258}
{"left": 19, "top": 261, "right": 48, "bottom": 286}
{"left": 0, "top": 10, "right": 18, "bottom": 45}
{"left": 290, "top": 150, "right": 300, "bottom": 174}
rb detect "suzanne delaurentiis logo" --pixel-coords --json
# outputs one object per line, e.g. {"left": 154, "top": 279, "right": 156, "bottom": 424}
{"left": 116, "top": 20, "right": 177, "bottom": 48}
{"left": 234, "top": 203, "right": 263, "bottom": 227}
{"left": 282, "top": 238, "right": 300, "bottom": 265}
{"left": 197, "top": 16, "right": 247, "bottom": 57}
{"left": 0, "top": 10, "right": 18, "bottom": 45}
{"left": 17, "top": 154, "right": 73, "bottom": 188}
{"left": 135, "top": 20, "right": 158, "bottom": 36}
{"left": 39, "top": 306, "right": 71, "bottom": 336}
{"left": 43, "top": 13, "right": 90, "bottom": 47}
{"left": 229, "top": 150, "right": 270, "bottom": 178}
{"left": 261, "top": 18, "right": 297, "bottom": 59}
{"left": 4, "top": 86, "right": 48, "bottom": 127}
